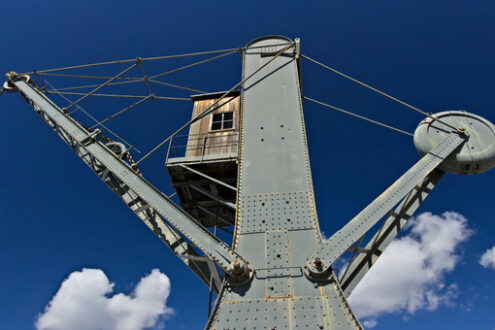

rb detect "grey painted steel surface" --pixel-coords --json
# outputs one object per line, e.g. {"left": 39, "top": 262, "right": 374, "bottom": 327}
{"left": 306, "top": 132, "right": 466, "bottom": 275}
{"left": 207, "top": 36, "right": 362, "bottom": 329}
{"left": 10, "top": 79, "right": 246, "bottom": 282}
{"left": 339, "top": 169, "right": 445, "bottom": 297}
{"left": 414, "top": 110, "right": 495, "bottom": 174}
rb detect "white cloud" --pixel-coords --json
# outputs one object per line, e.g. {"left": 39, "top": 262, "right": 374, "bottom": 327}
{"left": 362, "top": 319, "right": 377, "bottom": 328}
{"left": 348, "top": 212, "right": 472, "bottom": 323}
{"left": 321, "top": 231, "right": 329, "bottom": 243}
{"left": 36, "top": 268, "right": 173, "bottom": 330}
{"left": 480, "top": 246, "right": 495, "bottom": 270}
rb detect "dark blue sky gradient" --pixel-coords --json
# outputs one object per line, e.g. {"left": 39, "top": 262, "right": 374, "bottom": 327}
{"left": 1, "top": 1, "right": 494, "bottom": 329}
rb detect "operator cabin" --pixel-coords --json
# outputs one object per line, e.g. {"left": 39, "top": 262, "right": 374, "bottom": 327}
{"left": 165, "top": 91, "right": 240, "bottom": 231}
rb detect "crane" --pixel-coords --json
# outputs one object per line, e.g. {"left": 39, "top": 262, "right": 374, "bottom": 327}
{"left": 4, "top": 35, "right": 495, "bottom": 329}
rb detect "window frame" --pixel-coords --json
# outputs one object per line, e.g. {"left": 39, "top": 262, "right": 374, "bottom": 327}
{"left": 209, "top": 111, "right": 235, "bottom": 132}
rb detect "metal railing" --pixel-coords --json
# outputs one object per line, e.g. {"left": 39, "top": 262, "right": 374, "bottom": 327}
{"left": 166, "top": 131, "right": 239, "bottom": 163}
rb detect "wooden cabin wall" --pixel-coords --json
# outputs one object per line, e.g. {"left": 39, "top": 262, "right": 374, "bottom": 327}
{"left": 185, "top": 96, "right": 240, "bottom": 157}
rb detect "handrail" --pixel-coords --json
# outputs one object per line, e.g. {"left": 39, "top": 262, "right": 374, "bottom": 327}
{"left": 166, "top": 131, "right": 239, "bottom": 163}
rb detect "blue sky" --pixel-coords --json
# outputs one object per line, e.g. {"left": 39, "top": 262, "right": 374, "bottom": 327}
{"left": 1, "top": 1, "right": 494, "bottom": 329}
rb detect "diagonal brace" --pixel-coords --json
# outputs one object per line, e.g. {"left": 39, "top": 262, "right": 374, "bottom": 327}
{"left": 189, "top": 184, "right": 236, "bottom": 210}
{"left": 179, "top": 164, "right": 237, "bottom": 192}
{"left": 10, "top": 79, "right": 222, "bottom": 292}
{"left": 339, "top": 169, "right": 444, "bottom": 296}
{"left": 306, "top": 132, "right": 466, "bottom": 276}
{"left": 9, "top": 77, "right": 250, "bottom": 281}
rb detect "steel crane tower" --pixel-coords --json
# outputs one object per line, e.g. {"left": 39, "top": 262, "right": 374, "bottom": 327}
{"left": 4, "top": 36, "right": 495, "bottom": 329}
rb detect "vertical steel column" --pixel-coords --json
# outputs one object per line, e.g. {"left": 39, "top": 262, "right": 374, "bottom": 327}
{"left": 208, "top": 36, "right": 361, "bottom": 329}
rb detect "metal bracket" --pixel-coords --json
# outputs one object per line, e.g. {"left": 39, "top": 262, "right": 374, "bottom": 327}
{"left": 80, "top": 129, "right": 102, "bottom": 146}
{"left": 4, "top": 72, "right": 31, "bottom": 93}
{"left": 294, "top": 38, "right": 300, "bottom": 60}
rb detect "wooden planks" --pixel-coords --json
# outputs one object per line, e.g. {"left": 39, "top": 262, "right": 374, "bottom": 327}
{"left": 185, "top": 95, "right": 240, "bottom": 157}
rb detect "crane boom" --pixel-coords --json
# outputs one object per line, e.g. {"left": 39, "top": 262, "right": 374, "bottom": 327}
{"left": 7, "top": 75, "right": 250, "bottom": 285}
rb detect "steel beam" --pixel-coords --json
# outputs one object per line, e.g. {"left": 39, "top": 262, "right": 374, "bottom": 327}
{"left": 179, "top": 164, "right": 237, "bottom": 192}
{"left": 339, "top": 169, "right": 444, "bottom": 297}
{"left": 9, "top": 76, "right": 249, "bottom": 281}
{"left": 196, "top": 204, "right": 235, "bottom": 227}
{"left": 306, "top": 133, "right": 465, "bottom": 275}
{"left": 189, "top": 184, "right": 236, "bottom": 210}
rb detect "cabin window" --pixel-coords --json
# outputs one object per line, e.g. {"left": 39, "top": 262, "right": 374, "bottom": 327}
{"left": 211, "top": 112, "right": 234, "bottom": 131}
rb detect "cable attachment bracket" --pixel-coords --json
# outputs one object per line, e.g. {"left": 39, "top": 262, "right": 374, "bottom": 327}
{"left": 80, "top": 129, "right": 102, "bottom": 146}
{"left": 294, "top": 38, "right": 300, "bottom": 59}
{"left": 4, "top": 71, "right": 31, "bottom": 93}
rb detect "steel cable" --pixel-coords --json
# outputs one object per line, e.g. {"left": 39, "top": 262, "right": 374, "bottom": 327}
{"left": 134, "top": 43, "right": 295, "bottom": 166}
{"left": 24, "top": 48, "right": 241, "bottom": 75}
{"left": 40, "top": 50, "right": 235, "bottom": 93}
{"left": 301, "top": 54, "right": 459, "bottom": 132}
{"left": 304, "top": 96, "right": 414, "bottom": 137}
{"left": 45, "top": 81, "right": 142, "bottom": 153}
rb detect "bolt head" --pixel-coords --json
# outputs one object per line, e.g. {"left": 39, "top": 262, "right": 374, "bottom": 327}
{"left": 313, "top": 257, "right": 323, "bottom": 269}
{"left": 231, "top": 259, "right": 245, "bottom": 276}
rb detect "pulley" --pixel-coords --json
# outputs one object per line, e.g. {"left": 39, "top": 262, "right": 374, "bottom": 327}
{"left": 105, "top": 141, "right": 128, "bottom": 159}
{"left": 414, "top": 110, "right": 495, "bottom": 174}
{"left": 3, "top": 72, "right": 31, "bottom": 93}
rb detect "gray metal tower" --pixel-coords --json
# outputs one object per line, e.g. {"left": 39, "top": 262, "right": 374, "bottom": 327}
{"left": 4, "top": 36, "right": 495, "bottom": 329}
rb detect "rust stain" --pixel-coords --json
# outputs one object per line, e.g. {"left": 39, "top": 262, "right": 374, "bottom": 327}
{"left": 320, "top": 285, "right": 326, "bottom": 297}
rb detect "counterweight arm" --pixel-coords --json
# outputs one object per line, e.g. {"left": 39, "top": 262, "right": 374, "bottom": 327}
{"left": 306, "top": 132, "right": 466, "bottom": 277}
{"left": 7, "top": 75, "right": 250, "bottom": 284}
{"left": 339, "top": 168, "right": 444, "bottom": 296}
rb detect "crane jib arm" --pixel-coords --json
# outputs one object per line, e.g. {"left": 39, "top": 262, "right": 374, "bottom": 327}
{"left": 9, "top": 77, "right": 250, "bottom": 280}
